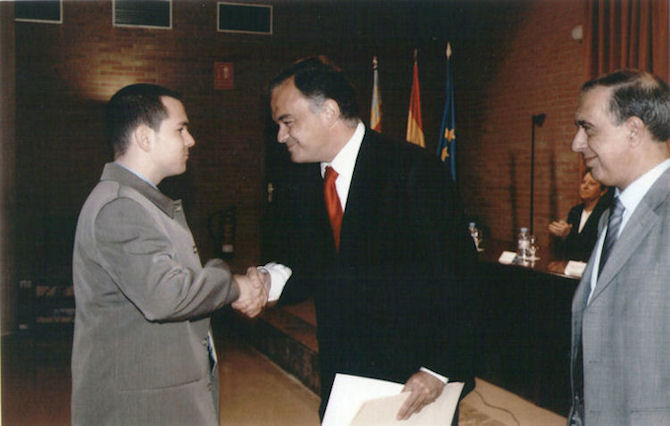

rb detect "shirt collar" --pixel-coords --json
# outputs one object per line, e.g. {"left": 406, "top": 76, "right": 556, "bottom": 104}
{"left": 320, "top": 121, "right": 365, "bottom": 179}
{"left": 101, "top": 162, "right": 179, "bottom": 218}
{"left": 617, "top": 158, "right": 670, "bottom": 217}
{"left": 115, "top": 162, "right": 158, "bottom": 189}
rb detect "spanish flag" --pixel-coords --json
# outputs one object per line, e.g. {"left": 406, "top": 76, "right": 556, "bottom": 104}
{"left": 436, "top": 42, "right": 457, "bottom": 182}
{"left": 406, "top": 49, "right": 425, "bottom": 148}
{"left": 370, "top": 56, "right": 382, "bottom": 132}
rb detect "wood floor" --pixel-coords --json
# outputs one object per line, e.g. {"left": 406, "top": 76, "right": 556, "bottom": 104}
{"left": 2, "top": 331, "right": 73, "bottom": 424}
{"left": 1, "top": 326, "right": 321, "bottom": 426}
{"left": 1, "top": 310, "right": 566, "bottom": 425}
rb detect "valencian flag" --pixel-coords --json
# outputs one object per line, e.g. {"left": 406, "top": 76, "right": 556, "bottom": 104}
{"left": 437, "top": 42, "right": 457, "bottom": 182}
{"left": 370, "top": 56, "right": 382, "bottom": 132}
{"left": 406, "top": 49, "right": 425, "bottom": 147}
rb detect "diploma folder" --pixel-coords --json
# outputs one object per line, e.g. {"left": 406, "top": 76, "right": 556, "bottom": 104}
{"left": 322, "top": 373, "right": 464, "bottom": 426}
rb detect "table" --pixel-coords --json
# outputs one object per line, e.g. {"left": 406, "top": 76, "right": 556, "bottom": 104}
{"left": 475, "top": 239, "right": 580, "bottom": 415}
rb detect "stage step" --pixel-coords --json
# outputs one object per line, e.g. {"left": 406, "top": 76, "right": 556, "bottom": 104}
{"left": 227, "top": 299, "right": 320, "bottom": 395}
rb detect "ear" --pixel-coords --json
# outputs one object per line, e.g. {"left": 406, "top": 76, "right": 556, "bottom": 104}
{"left": 320, "top": 99, "right": 341, "bottom": 126}
{"left": 625, "top": 116, "right": 645, "bottom": 148}
{"left": 132, "top": 124, "right": 154, "bottom": 152}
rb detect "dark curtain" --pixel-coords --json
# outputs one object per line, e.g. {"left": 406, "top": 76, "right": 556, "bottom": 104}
{"left": 584, "top": 0, "right": 669, "bottom": 80}
{"left": 580, "top": 0, "right": 669, "bottom": 177}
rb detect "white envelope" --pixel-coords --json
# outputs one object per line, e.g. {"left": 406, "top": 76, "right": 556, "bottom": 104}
{"left": 323, "top": 373, "right": 463, "bottom": 426}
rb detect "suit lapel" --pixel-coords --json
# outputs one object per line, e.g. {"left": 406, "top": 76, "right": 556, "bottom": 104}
{"left": 572, "top": 243, "right": 596, "bottom": 337}
{"left": 339, "top": 131, "right": 381, "bottom": 254}
{"left": 296, "top": 162, "right": 335, "bottom": 254}
{"left": 588, "top": 169, "right": 670, "bottom": 304}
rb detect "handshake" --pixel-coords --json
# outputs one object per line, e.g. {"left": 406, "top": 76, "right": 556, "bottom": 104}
{"left": 231, "top": 263, "right": 291, "bottom": 318}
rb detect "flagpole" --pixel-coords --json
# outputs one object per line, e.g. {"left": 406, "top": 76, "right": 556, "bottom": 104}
{"left": 444, "top": 42, "right": 456, "bottom": 182}
{"left": 437, "top": 42, "right": 457, "bottom": 182}
{"left": 370, "top": 56, "right": 382, "bottom": 132}
{"left": 406, "top": 48, "right": 425, "bottom": 147}
{"left": 446, "top": 43, "right": 456, "bottom": 182}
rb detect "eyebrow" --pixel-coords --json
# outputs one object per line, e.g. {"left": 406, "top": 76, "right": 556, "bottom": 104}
{"left": 276, "top": 114, "right": 291, "bottom": 122}
{"left": 575, "top": 119, "right": 591, "bottom": 128}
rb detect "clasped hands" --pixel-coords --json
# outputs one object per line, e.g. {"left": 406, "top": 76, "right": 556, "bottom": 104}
{"left": 548, "top": 220, "right": 572, "bottom": 238}
{"left": 231, "top": 267, "right": 270, "bottom": 318}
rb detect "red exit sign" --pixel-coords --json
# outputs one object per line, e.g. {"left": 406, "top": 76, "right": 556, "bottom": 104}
{"left": 214, "top": 62, "right": 234, "bottom": 90}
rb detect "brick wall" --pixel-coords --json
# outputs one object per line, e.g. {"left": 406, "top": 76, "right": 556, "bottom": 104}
{"left": 457, "top": 0, "right": 585, "bottom": 246}
{"left": 13, "top": 0, "right": 586, "bottom": 286}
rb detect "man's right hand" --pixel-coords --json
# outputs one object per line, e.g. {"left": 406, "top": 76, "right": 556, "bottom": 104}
{"left": 231, "top": 267, "right": 269, "bottom": 318}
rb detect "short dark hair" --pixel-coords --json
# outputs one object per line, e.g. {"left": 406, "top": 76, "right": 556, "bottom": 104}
{"left": 269, "top": 56, "right": 359, "bottom": 122}
{"left": 582, "top": 69, "right": 670, "bottom": 142}
{"left": 105, "top": 83, "right": 183, "bottom": 157}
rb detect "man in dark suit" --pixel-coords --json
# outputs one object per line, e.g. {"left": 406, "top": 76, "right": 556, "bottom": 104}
{"left": 568, "top": 70, "right": 670, "bottom": 425}
{"left": 266, "top": 57, "right": 476, "bottom": 422}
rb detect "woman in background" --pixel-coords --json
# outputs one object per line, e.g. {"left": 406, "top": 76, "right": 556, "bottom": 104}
{"left": 548, "top": 170, "right": 610, "bottom": 262}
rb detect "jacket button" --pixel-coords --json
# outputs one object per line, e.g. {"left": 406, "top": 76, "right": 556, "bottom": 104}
{"left": 208, "top": 383, "right": 213, "bottom": 391}
{"left": 202, "top": 338, "right": 208, "bottom": 346}
{"left": 193, "top": 245, "right": 198, "bottom": 254}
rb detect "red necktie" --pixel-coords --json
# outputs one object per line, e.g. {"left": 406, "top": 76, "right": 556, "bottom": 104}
{"left": 324, "top": 166, "right": 343, "bottom": 251}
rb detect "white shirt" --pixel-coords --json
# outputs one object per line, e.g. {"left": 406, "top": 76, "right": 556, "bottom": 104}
{"left": 578, "top": 209, "right": 592, "bottom": 233}
{"left": 320, "top": 121, "right": 365, "bottom": 211}
{"left": 588, "top": 158, "right": 670, "bottom": 303}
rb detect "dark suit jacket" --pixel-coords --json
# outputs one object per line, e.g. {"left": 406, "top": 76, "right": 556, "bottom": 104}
{"left": 559, "top": 196, "right": 610, "bottom": 261}
{"left": 267, "top": 129, "right": 477, "bottom": 412}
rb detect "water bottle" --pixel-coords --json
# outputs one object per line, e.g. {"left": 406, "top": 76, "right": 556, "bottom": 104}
{"left": 517, "top": 227, "right": 530, "bottom": 261}
{"left": 468, "top": 222, "right": 480, "bottom": 250}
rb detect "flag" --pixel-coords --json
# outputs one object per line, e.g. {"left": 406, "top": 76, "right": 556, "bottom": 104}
{"left": 406, "top": 49, "right": 425, "bottom": 147}
{"left": 370, "top": 56, "right": 382, "bottom": 132}
{"left": 437, "top": 42, "right": 457, "bottom": 182}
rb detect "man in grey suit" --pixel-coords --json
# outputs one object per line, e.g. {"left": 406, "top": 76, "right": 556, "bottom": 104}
{"left": 568, "top": 70, "right": 670, "bottom": 425}
{"left": 71, "top": 83, "right": 268, "bottom": 425}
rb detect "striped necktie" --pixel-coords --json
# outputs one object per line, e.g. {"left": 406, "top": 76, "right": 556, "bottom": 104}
{"left": 598, "top": 197, "right": 624, "bottom": 279}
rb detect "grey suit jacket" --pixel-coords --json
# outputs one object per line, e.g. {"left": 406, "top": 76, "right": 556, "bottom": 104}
{"left": 71, "top": 163, "right": 239, "bottom": 425}
{"left": 569, "top": 167, "right": 670, "bottom": 425}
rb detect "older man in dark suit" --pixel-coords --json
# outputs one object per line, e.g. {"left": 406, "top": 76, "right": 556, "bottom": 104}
{"left": 266, "top": 57, "right": 477, "bottom": 422}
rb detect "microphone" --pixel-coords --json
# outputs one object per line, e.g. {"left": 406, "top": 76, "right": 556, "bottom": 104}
{"left": 532, "top": 113, "right": 546, "bottom": 127}
{"left": 530, "top": 113, "right": 546, "bottom": 235}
